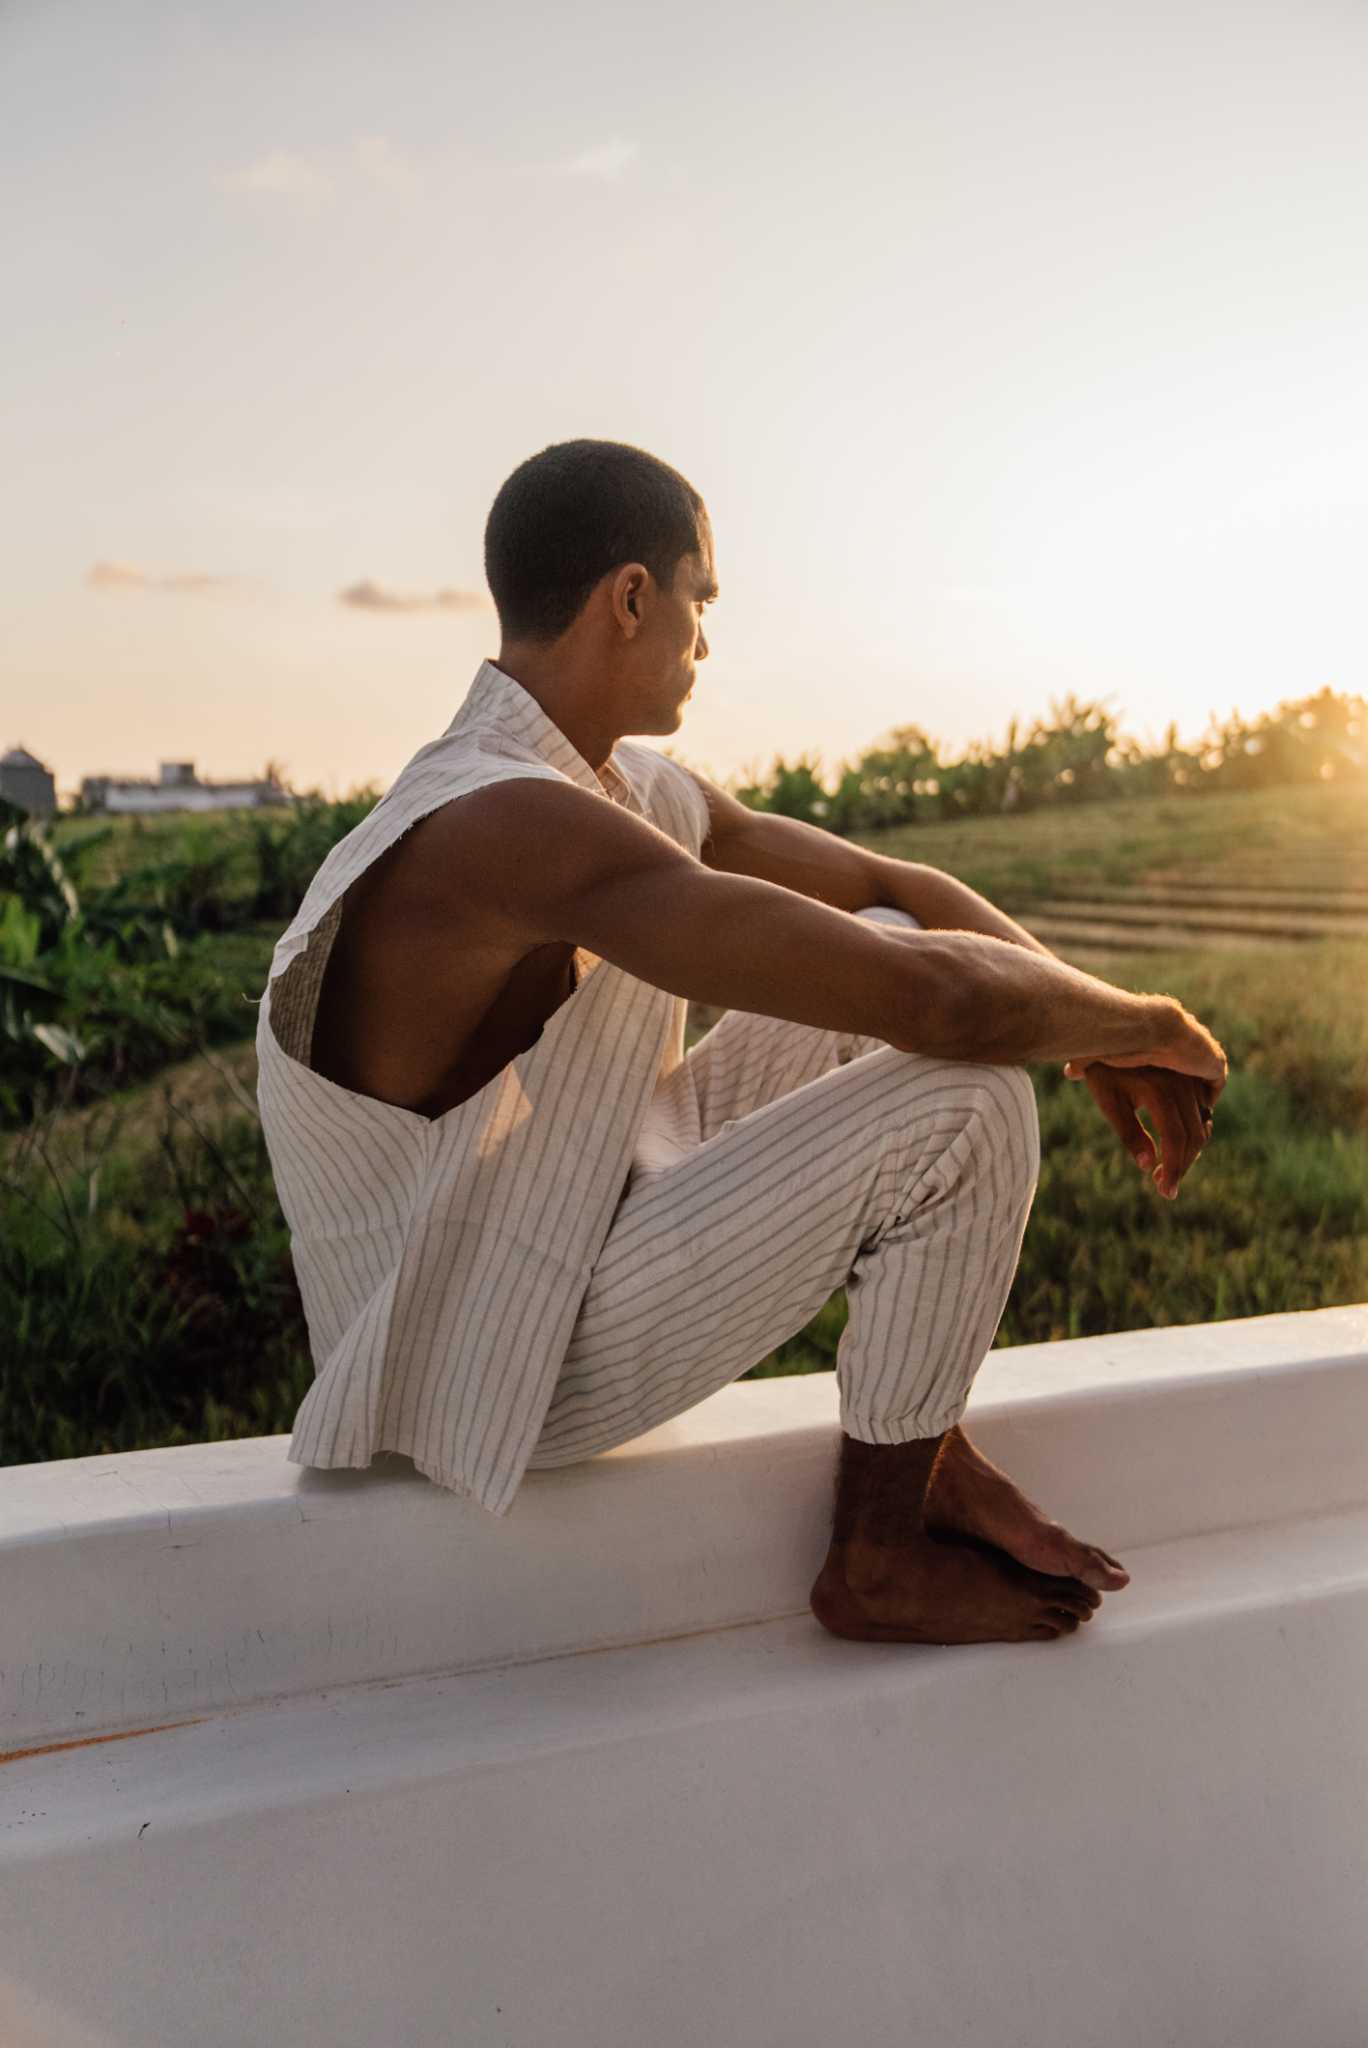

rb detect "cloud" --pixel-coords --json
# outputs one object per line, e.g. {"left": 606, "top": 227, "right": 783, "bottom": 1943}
{"left": 217, "top": 149, "right": 332, "bottom": 199}
{"left": 558, "top": 139, "right": 639, "bottom": 180}
{"left": 338, "top": 579, "right": 490, "bottom": 615}
{"left": 217, "top": 136, "right": 421, "bottom": 204}
{"left": 352, "top": 135, "right": 422, "bottom": 194}
{"left": 87, "top": 561, "right": 243, "bottom": 594}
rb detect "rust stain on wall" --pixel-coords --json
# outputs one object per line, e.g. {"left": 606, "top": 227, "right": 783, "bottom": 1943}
{"left": 0, "top": 1718, "right": 207, "bottom": 1767}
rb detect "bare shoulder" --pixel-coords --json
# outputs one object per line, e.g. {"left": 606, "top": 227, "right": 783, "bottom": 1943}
{"left": 413, "top": 773, "right": 597, "bottom": 857}
{"left": 388, "top": 774, "right": 694, "bottom": 935}
{"left": 384, "top": 778, "right": 594, "bottom": 912}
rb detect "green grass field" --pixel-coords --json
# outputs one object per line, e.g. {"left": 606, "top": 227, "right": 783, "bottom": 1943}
{"left": 51, "top": 805, "right": 274, "bottom": 896}
{"left": 855, "top": 779, "right": 1368, "bottom": 898}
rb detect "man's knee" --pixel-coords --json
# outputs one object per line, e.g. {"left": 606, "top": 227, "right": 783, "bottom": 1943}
{"left": 889, "top": 1058, "right": 1039, "bottom": 1205}
{"left": 853, "top": 904, "right": 923, "bottom": 932}
{"left": 967, "top": 1063, "right": 1040, "bottom": 1198}
{"left": 849, "top": 908, "right": 1039, "bottom": 1188}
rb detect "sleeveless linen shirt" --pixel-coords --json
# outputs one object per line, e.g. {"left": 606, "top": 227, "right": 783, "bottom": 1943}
{"left": 255, "top": 659, "right": 710, "bottom": 1516}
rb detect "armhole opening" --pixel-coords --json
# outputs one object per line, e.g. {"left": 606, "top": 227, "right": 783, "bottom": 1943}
{"left": 268, "top": 897, "right": 343, "bottom": 1067}
{"left": 263, "top": 764, "right": 573, "bottom": 1074}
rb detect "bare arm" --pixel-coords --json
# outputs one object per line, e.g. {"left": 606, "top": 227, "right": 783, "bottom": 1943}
{"left": 866, "top": 856, "right": 1057, "bottom": 959}
{"left": 424, "top": 781, "right": 1225, "bottom": 1087}
{"left": 690, "top": 767, "right": 1056, "bottom": 955}
{"left": 679, "top": 770, "right": 1222, "bottom": 1190}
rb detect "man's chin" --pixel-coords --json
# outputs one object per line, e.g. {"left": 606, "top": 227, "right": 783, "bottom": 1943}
{"left": 649, "top": 684, "right": 691, "bottom": 730}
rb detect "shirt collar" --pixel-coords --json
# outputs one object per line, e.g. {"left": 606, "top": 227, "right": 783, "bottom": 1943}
{"left": 444, "top": 659, "right": 637, "bottom": 808}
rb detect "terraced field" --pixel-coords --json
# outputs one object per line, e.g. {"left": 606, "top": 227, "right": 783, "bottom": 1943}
{"left": 858, "top": 782, "right": 1368, "bottom": 961}
{"left": 1017, "top": 872, "right": 1368, "bottom": 958}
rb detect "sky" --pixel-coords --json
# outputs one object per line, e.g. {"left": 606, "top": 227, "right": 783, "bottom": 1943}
{"left": 4, "top": 0, "right": 1367, "bottom": 801}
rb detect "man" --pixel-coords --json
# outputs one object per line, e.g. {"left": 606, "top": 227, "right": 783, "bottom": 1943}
{"left": 256, "top": 437, "right": 1225, "bottom": 1649}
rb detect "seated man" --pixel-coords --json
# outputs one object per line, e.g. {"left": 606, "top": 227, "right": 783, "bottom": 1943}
{"left": 255, "top": 437, "right": 1225, "bottom": 1649}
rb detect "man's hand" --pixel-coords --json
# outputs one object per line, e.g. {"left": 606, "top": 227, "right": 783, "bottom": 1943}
{"left": 1063, "top": 1061, "right": 1217, "bottom": 1200}
{"left": 1061, "top": 996, "right": 1228, "bottom": 1099}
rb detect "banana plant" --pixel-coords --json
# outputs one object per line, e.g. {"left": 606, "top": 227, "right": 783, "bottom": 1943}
{"left": 1, "top": 800, "right": 81, "bottom": 950}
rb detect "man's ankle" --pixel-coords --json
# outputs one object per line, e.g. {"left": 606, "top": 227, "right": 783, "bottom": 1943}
{"left": 831, "top": 1431, "right": 946, "bottom": 1549}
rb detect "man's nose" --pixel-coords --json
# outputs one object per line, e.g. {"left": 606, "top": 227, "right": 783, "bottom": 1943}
{"left": 696, "top": 625, "right": 709, "bottom": 660}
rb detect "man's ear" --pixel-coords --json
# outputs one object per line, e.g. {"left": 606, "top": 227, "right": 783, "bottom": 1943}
{"left": 611, "top": 562, "right": 649, "bottom": 634}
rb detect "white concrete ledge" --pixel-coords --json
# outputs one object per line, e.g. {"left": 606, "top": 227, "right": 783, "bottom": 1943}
{"left": 4, "top": 1307, "right": 1368, "bottom": 2047}
{"left": 4, "top": 1305, "right": 1367, "bottom": 1751}
{"left": 5, "top": 1509, "right": 1368, "bottom": 2048}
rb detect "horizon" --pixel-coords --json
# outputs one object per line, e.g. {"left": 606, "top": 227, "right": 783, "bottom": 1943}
{"left": 10, "top": 675, "right": 1357, "bottom": 811}
{"left": 6, "top": 679, "right": 1361, "bottom": 810}
{"left": 5, "top": 1, "right": 1366, "bottom": 798}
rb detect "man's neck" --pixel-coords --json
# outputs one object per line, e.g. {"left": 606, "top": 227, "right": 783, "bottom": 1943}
{"left": 493, "top": 650, "right": 622, "bottom": 775}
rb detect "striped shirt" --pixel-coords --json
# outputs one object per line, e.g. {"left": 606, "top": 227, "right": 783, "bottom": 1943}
{"left": 255, "top": 658, "right": 711, "bottom": 1516}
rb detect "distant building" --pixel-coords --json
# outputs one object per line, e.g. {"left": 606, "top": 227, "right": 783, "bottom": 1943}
{"left": 79, "top": 759, "right": 290, "bottom": 816}
{"left": 0, "top": 745, "right": 58, "bottom": 818}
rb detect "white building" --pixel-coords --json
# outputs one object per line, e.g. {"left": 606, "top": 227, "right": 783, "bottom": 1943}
{"left": 0, "top": 743, "right": 58, "bottom": 818}
{"left": 79, "top": 758, "right": 290, "bottom": 815}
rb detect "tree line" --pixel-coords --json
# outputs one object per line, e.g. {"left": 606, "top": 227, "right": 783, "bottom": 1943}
{"left": 724, "top": 686, "right": 1366, "bottom": 835}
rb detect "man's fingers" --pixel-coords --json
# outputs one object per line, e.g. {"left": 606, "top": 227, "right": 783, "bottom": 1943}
{"left": 1177, "top": 1081, "right": 1209, "bottom": 1168}
{"left": 1148, "top": 1086, "right": 1199, "bottom": 1198}
{"left": 1077, "top": 1064, "right": 1218, "bottom": 1196}
{"left": 1112, "top": 1100, "right": 1156, "bottom": 1174}
{"left": 1084, "top": 1069, "right": 1156, "bottom": 1171}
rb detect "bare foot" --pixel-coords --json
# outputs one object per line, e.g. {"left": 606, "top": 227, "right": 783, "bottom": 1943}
{"left": 810, "top": 1527, "right": 1101, "bottom": 1646}
{"left": 924, "top": 1426, "right": 1130, "bottom": 1592}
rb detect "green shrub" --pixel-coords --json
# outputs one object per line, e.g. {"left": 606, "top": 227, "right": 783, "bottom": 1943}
{"left": 3, "top": 1100, "right": 312, "bottom": 1463}
{"left": 3, "top": 792, "right": 372, "bottom": 1125}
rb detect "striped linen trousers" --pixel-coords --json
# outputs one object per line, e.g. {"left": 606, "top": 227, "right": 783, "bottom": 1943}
{"left": 527, "top": 906, "right": 1041, "bottom": 1467}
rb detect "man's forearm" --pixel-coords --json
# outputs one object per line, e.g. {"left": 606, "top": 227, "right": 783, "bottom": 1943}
{"left": 867, "top": 854, "right": 1094, "bottom": 1066}
{"left": 856, "top": 865, "right": 1192, "bottom": 1068}
{"left": 891, "top": 931, "right": 1180, "bottom": 1069}
{"left": 868, "top": 855, "right": 1058, "bottom": 961}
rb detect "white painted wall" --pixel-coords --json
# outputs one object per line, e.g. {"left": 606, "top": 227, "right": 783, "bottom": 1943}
{"left": 95, "top": 784, "right": 280, "bottom": 812}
